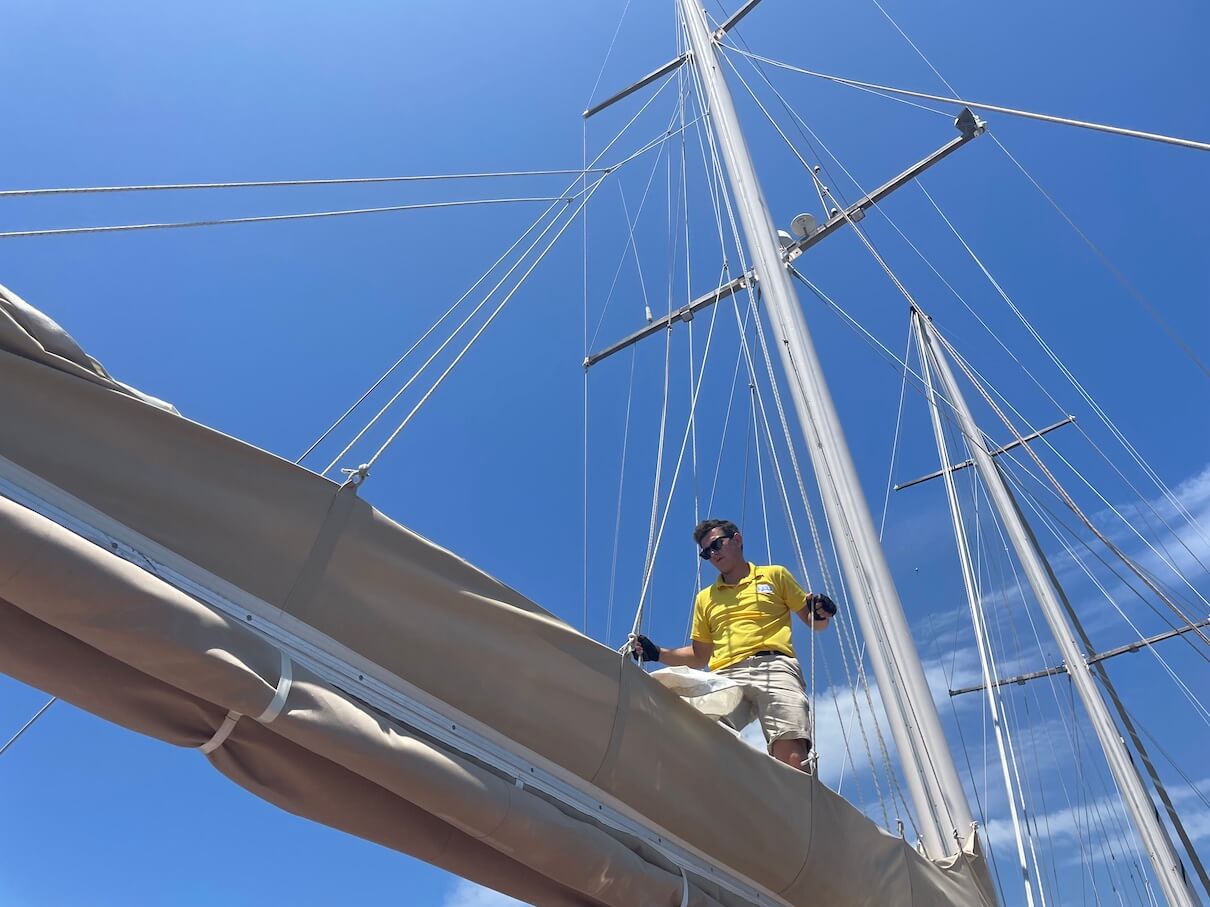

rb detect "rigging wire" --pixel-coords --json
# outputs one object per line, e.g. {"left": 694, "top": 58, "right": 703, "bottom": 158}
{"left": 721, "top": 46, "right": 1210, "bottom": 153}
{"left": 0, "top": 196, "right": 573, "bottom": 240}
{"left": 0, "top": 697, "right": 56, "bottom": 759}
{"left": 357, "top": 180, "right": 608, "bottom": 476}
{"left": 689, "top": 49, "right": 925, "bottom": 832}
{"left": 322, "top": 80, "right": 689, "bottom": 476}
{"left": 914, "top": 182, "right": 1210, "bottom": 564}
{"left": 986, "top": 136, "right": 1209, "bottom": 381}
{"left": 918, "top": 319, "right": 1039, "bottom": 907}
{"left": 722, "top": 33, "right": 1210, "bottom": 599}
{"left": 878, "top": 324, "right": 915, "bottom": 540}
{"left": 998, "top": 457, "right": 1210, "bottom": 719}
{"left": 683, "top": 43, "right": 896, "bottom": 822}
{"left": 978, "top": 484, "right": 1136, "bottom": 902}
{"left": 296, "top": 197, "right": 567, "bottom": 465}
{"left": 935, "top": 330, "right": 1210, "bottom": 628}
{"left": 860, "top": 0, "right": 1209, "bottom": 382}
{"left": 0, "top": 168, "right": 613, "bottom": 199}
{"left": 604, "top": 348, "right": 640, "bottom": 644}
{"left": 584, "top": 0, "right": 636, "bottom": 109}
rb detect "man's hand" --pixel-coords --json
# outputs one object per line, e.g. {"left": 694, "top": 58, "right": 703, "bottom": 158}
{"left": 631, "top": 634, "right": 661, "bottom": 663}
{"left": 809, "top": 592, "right": 837, "bottom": 618}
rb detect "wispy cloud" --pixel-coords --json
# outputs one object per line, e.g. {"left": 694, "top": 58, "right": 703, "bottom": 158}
{"left": 441, "top": 880, "right": 531, "bottom": 907}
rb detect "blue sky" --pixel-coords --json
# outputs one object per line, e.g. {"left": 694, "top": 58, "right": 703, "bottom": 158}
{"left": 1, "top": 2, "right": 1207, "bottom": 905}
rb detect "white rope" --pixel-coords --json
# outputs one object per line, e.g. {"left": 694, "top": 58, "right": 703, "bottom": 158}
{"left": 319, "top": 192, "right": 592, "bottom": 477}
{"left": 589, "top": 80, "right": 695, "bottom": 347}
{"left": 361, "top": 179, "right": 610, "bottom": 475}
{"left": 618, "top": 182, "right": 655, "bottom": 322}
{"left": 977, "top": 493, "right": 1116, "bottom": 899}
{"left": 583, "top": 0, "right": 635, "bottom": 110}
{"left": 723, "top": 46, "right": 1210, "bottom": 152}
{"left": 879, "top": 324, "right": 915, "bottom": 541}
{"left": 915, "top": 181, "right": 1210, "bottom": 560}
{"left": 937, "top": 330, "right": 1210, "bottom": 621}
{"left": 999, "top": 459, "right": 1210, "bottom": 728}
{"left": 0, "top": 168, "right": 610, "bottom": 199}
{"left": 297, "top": 196, "right": 568, "bottom": 466}
{"left": 720, "top": 38, "right": 950, "bottom": 119}
{"left": 628, "top": 267, "right": 729, "bottom": 644}
{"left": 604, "top": 349, "right": 639, "bottom": 643}
{"left": 0, "top": 196, "right": 570, "bottom": 240}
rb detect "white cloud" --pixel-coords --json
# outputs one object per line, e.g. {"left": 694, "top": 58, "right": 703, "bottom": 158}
{"left": 441, "top": 879, "right": 532, "bottom": 907}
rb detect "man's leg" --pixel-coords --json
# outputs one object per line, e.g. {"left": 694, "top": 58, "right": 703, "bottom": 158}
{"left": 752, "top": 655, "right": 813, "bottom": 772}
{"left": 771, "top": 737, "right": 811, "bottom": 772}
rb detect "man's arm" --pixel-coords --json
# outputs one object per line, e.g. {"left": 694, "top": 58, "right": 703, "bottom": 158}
{"left": 632, "top": 635, "right": 713, "bottom": 669}
{"left": 793, "top": 592, "right": 837, "bottom": 633}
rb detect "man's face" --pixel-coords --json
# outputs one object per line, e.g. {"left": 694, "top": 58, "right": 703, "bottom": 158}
{"left": 699, "top": 527, "right": 743, "bottom": 575}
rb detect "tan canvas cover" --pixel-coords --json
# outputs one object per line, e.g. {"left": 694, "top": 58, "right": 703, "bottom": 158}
{"left": 0, "top": 291, "right": 996, "bottom": 907}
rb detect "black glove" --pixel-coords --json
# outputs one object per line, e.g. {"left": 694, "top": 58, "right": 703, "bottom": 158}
{"left": 809, "top": 592, "right": 837, "bottom": 617}
{"left": 632, "top": 634, "right": 661, "bottom": 663}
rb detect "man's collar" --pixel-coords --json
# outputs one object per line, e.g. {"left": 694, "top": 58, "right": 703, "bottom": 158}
{"left": 715, "top": 562, "right": 760, "bottom": 588}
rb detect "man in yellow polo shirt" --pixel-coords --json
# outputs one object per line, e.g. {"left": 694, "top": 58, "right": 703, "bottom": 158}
{"left": 631, "top": 519, "right": 835, "bottom": 772}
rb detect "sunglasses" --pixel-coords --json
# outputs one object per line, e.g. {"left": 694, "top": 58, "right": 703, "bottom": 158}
{"left": 699, "top": 533, "right": 734, "bottom": 559}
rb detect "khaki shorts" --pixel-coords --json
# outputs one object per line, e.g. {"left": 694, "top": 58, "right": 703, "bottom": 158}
{"left": 716, "top": 653, "right": 811, "bottom": 749}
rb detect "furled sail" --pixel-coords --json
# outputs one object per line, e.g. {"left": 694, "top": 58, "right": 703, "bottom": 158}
{"left": 0, "top": 283, "right": 995, "bottom": 906}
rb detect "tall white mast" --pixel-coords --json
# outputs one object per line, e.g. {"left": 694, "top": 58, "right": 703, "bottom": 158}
{"left": 914, "top": 310, "right": 1200, "bottom": 906}
{"left": 678, "top": 0, "right": 973, "bottom": 859}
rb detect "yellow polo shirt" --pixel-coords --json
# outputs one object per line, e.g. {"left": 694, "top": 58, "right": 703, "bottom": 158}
{"left": 691, "top": 563, "right": 808, "bottom": 671}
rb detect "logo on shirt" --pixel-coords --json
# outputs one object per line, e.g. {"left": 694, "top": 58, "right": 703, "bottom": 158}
{"left": 756, "top": 583, "right": 774, "bottom": 595}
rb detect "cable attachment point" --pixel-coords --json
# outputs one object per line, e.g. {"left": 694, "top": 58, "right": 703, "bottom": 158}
{"left": 955, "top": 107, "right": 986, "bottom": 139}
{"left": 340, "top": 463, "right": 371, "bottom": 486}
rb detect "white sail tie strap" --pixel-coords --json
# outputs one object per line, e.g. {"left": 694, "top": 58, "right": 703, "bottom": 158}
{"left": 679, "top": 865, "right": 690, "bottom": 907}
{"left": 198, "top": 710, "right": 241, "bottom": 755}
{"left": 198, "top": 651, "right": 294, "bottom": 754}
{"left": 256, "top": 650, "right": 294, "bottom": 723}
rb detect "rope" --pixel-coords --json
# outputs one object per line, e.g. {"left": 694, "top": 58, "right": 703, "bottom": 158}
{"left": 937, "top": 330, "right": 1210, "bottom": 626}
{"left": 723, "top": 47, "right": 1210, "bottom": 152}
{"left": 915, "top": 181, "right": 1210, "bottom": 561}
{"left": 865, "top": 0, "right": 1209, "bottom": 379}
{"left": 360, "top": 179, "right": 609, "bottom": 475}
{"left": 628, "top": 265, "right": 729, "bottom": 645}
{"left": 583, "top": 0, "right": 635, "bottom": 110}
{"left": 0, "top": 168, "right": 611, "bottom": 199}
{"left": 0, "top": 196, "right": 570, "bottom": 240}
{"left": 604, "top": 349, "right": 639, "bottom": 644}
{"left": 296, "top": 196, "right": 568, "bottom": 465}
{"left": 879, "top": 323, "right": 915, "bottom": 540}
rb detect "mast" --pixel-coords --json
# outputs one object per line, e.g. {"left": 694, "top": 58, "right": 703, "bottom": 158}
{"left": 913, "top": 310, "right": 1200, "bottom": 906}
{"left": 678, "top": 0, "right": 974, "bottom": 860}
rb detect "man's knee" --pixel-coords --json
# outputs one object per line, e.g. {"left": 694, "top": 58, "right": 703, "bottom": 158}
{"left": 771, "top": 736, "right": 811, "bottom": 771}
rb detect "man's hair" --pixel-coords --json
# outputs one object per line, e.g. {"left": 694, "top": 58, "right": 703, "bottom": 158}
{"left": 693, "top": 518, "right": 740, "bottom": 546}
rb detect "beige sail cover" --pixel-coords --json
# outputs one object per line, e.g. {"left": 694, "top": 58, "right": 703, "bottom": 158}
{"left": 0, "top": 285, "right": 996, "bottom": 907}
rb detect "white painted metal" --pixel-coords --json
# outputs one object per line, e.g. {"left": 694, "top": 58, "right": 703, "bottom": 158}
{"left": 678, "top": 0, "right": 974, "bottom": 859}
{"left": 915, "top": 312, "right": 1036, "bottom": 906}
{"left": 915, "top": 313, "right": 1200, "bottom": 907}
